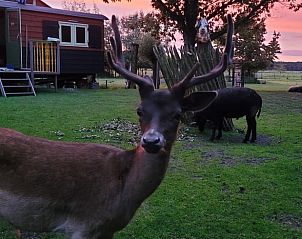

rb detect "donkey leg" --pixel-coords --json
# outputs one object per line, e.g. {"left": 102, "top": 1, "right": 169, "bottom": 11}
{"left": 250, "top": 117, "right": 257, "bottom": 143}
{"left": 243, "top": 117, "right": 252, "bottom": 143}
{"left": 216, "top": 118, "right": 224, "bottom": 140}
{"left": 210, "top": 122, "right": 217, "bottom": 141}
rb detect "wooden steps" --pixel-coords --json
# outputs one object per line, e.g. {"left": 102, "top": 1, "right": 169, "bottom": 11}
{"left": 0, "top": 71, "right": 36, "bottom": 97}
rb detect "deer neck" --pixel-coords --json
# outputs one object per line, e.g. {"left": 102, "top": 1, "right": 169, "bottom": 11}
{"left": 123, "top": 145, "right": 170, "bottom": 208}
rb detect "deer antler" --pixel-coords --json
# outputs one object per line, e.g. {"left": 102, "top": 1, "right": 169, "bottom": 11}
{"left": 182, "top": 14, "right": 234, "bottom": 89}
{"left": 107, "top": 15, "right": 154, "bottom": 98}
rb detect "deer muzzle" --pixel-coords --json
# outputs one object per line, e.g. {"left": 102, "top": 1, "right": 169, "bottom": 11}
{"left": 141, "top": 129, "right": 165, "bottom": 154}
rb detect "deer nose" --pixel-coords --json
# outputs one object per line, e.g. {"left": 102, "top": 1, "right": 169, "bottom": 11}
{"left": 141, "top": 129, "right": 165, "bottom": 154}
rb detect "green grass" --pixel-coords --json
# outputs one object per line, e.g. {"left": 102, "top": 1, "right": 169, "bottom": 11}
{"left": 245, "top": 80, "right": 302, "bottom": 92}
{"left": 0, "top": 87, "right": 301, "bottom": 239}
{"left": 249, "top": 70, "right": 302, "bottom": 92}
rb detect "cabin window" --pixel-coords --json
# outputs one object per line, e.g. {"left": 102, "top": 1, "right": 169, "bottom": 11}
{"left": 61, "top": 25, "right": 72, "bottom": 43}
{"left": 76, "top": 26, "right": 86, "bottom": 44}
{"left": 59, "top": 22, "right": 89, "bottom": 47}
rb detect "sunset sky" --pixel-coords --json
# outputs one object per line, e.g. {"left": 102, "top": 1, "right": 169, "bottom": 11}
{"left": 44, "top": 0, "right": 302, "bottom": 62}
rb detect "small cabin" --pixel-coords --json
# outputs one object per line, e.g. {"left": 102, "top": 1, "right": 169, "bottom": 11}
{"left": 0, "top": 0, "right": 108, "bottom": 88}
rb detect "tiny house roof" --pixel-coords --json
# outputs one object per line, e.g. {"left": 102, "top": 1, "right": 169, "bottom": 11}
{"left": 0, "top": 1, "right": 108, "bottom": 21}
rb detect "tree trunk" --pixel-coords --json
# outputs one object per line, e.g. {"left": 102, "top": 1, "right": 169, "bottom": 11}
{"left": 127, "top": 43, "right": 139, "bottom": 89}
{"left": 183, "top": 27, "right": 197, "bottom": 48}
{"left": 152, "top": 60, "right": 160, "bottom": 89}
{"left": 183, "top": 0, "right": 199, "bottom": 47}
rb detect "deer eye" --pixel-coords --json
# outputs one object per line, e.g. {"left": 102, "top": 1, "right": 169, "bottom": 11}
{"left": 137, "top": 108, "right": 143, "bottom": 117}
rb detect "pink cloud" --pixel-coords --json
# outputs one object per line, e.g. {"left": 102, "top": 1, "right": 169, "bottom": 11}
{"left": 281, "top": 50, "right": 302, "bottom": 56}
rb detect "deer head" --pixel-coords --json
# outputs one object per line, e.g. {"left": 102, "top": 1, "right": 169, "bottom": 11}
{"left": 108, "top": 15, "right": 234, "bottom": 154}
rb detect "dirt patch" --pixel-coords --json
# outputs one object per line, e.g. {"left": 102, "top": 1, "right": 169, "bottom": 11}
{"left": 254, "top": 134, "right": 277, "bottom": 146}
{"left": 202, "top": 149, "right": 276, "bottom": 167}
{"left": 203, "top": 149, "right": 225, "bottom": 160}
{"left": 223, "top": 130, "right": 277, "bottom": 146}
{"left": 181, "top": 126, "right": 276, "bottom": 147}
{"left": 271, "top": 214, "right": 302, "bottom": 230}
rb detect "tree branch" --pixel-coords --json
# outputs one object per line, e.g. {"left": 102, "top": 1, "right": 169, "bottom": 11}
{"left": 151, "top": 0, "right": 184, "bottom": 23}
{"left": 210, "top": 0, "right": 272, "bottom": 40}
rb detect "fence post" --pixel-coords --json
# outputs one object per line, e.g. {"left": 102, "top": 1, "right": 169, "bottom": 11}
{"left": 29, "top": 41, "right": 35, "bottom": 87}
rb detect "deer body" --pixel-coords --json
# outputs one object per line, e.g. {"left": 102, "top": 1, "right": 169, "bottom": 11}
{"left": 0, "top": 15, "right": 234, "bottom": 239}
{"left": 0, "top": 128, "right": 170, "bottom": 238}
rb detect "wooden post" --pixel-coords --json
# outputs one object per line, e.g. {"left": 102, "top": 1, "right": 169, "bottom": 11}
{"left": 56, "top": 42, "right": 61, "bottom": 75}
{"left": 29, "top": 41, "right": 35, "bottom": 87}
{"left": 54, "top": 75, "right": 58, "bottom": 92}
{"left": 127, "top": 43, "right": 139, "bottom": 89}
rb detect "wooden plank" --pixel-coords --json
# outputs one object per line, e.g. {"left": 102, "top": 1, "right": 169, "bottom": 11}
{"left": 0, "top": 78, "right": 7, "bottom": 97}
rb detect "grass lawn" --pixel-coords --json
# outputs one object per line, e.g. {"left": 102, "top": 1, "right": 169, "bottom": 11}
{"left": 0, "top": 86, "right": 301, "bottom": 239}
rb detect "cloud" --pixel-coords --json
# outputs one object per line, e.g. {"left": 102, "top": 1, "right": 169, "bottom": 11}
{"left": 281, "top": 50, "right": 302, "bottom": 56}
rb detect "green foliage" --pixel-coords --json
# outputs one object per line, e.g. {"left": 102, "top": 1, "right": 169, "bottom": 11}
{"left": 104, "top": 12, "right": 164, "bottom": 69}
{"left": 0, "top": 88, "right": 301, "bottom": 238}
{"left": 138, "top": 33, "right": 158, "bottom": 66}
{"left": 233, "top": 19, "right": 281, "bottom": 74}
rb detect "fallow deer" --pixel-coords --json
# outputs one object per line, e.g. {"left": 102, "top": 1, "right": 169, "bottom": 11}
{"left": 0, "top": 15, "right": 233, "bottom": 239}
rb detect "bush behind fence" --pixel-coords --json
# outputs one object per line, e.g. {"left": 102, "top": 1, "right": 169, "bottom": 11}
{"left": 255, "top": 71, "right": 302, "bottom": 81}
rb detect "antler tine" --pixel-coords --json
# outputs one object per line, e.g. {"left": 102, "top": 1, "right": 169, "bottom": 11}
{"left": 107, "top": 15, "right": 154, "bottom": 97}
{"left": 224, "top": 14, "right": 234, "bottom": 64}
{"left": 111, "top": 15, "right": 122, "bottom": 61}
{"left": 171, "top": 62, "right": 200, "bottom": 90}
{"left": 181, "top": 62, "right": 201, "bottom": 85}
{"left": 170, "top": 62, "right": 201, "bottom": 98}
{"left": 186, "top": 14, "right": 234, "bottom": 89}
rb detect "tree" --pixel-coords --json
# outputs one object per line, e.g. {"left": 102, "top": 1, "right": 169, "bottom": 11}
{"left": 119, "top": 11, "right": 175, "bottom": 48}
{"left": 62, "top": 0, "right": 91, "bottom": 12}
{"left": 104, "top": 12, "right": 164, "bottom": 87}
{"left": 104, "top": 12, "right": 163, "bottom": 50}
{"left": 234, "top": 19, "right": 281, "bottom": 75}
{"left": 119, "top": 12, "right": 165, "bottom": 88}
{"left": 151, "top": 0, "right": 302, "bottom": 47}
{"left": 62, "top": 0, "right": 131, "bottom": 13}
{"left": 138, "top": 33, "right": 160, "bottom": 88}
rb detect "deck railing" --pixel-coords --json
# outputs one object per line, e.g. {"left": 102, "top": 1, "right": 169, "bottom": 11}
{"left": 29, "top": 40, "right": 60, "bottom": 74}
{"left": 29, "top": 40, "right": 60, "bottom": 89}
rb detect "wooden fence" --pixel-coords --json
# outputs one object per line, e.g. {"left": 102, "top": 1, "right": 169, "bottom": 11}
{"left": 154, "top": 43, "right": 233, "bottom": 130}
{"left": 255, "top": 71, "right": 302, "bottom": 81}
{"left": 154, "top": 44, "right": 226, "bottom": 91}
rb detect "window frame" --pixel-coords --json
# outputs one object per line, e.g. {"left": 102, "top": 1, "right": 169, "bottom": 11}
{"left": 59, "top": 22, "right": 89, "bottom": 47}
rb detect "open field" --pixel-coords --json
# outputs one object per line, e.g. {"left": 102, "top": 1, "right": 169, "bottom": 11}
{"left": 251, "top": 71, "right": 302, "bottom": 91}
{"left": 0, "top": 86, "right": 301, "bottom": 238}
{"left": 245, "top": 79, "right": 302, "bottom": 92}
{"left": 99, "top": 71, "right": 302, "bottom": 92}
{"left": 255, "top": 71, "right": 302, "bottom": 81}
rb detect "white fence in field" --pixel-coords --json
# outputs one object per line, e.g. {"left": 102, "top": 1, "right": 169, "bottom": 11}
{"left": 255, "top": 71, "right": 302, "bottom": 81}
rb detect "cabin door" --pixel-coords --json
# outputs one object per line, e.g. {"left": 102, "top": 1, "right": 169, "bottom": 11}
{"left": 5, "top": 8, "right": 21, "bottom": 69}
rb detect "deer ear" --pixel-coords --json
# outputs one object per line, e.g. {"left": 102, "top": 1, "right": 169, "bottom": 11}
{"left": 181, "top": 91, "right": 217, "bottom": 112}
